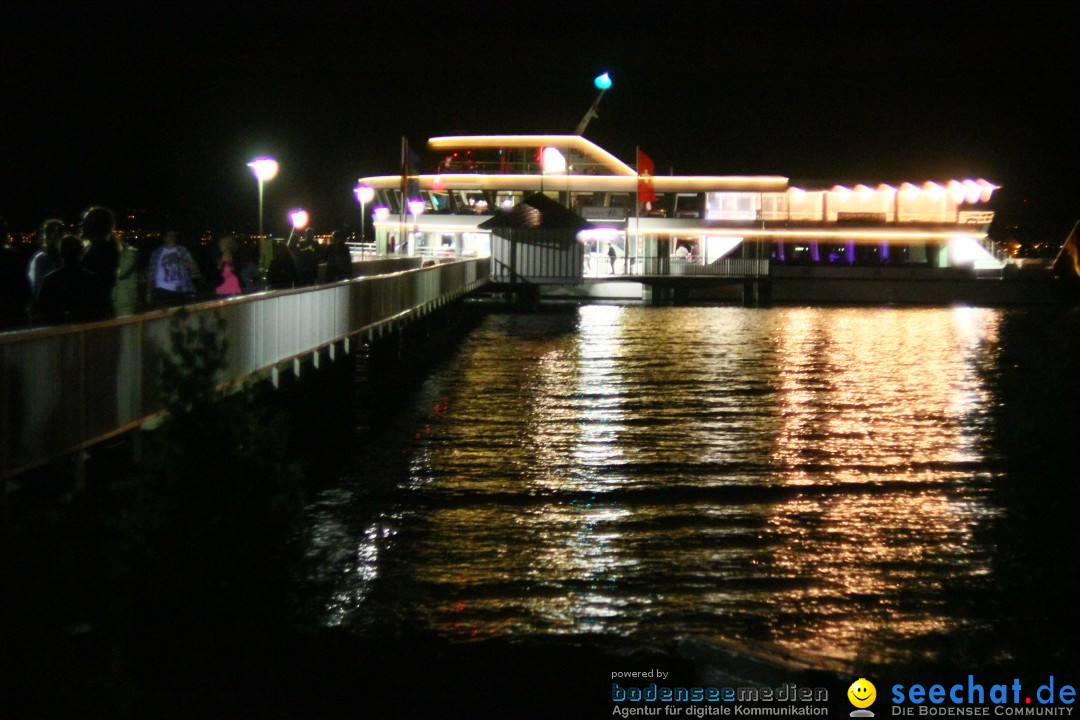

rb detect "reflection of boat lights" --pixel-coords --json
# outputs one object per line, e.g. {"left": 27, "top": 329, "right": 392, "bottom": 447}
{"left": 767, "top": 307, "right": 999, "bottom": 660}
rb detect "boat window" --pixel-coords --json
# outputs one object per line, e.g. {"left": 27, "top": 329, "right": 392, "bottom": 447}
{"left": 706, "top": 192, "right": 760, "bottom": 221}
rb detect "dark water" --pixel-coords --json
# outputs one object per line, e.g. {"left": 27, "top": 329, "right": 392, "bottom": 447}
{"left": 309, "top": 305, "right": 1080, "bottom": 673}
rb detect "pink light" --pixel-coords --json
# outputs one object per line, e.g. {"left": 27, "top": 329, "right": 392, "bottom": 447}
{"left": 290, "top": 209, "right": 309, "bottom": 229}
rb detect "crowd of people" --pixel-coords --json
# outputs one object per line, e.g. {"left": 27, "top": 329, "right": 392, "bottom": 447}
{"left": 0, "top": 206, "right": 357, "bottom": 330}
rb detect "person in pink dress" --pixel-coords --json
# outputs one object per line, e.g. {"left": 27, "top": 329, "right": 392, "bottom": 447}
{"left": 215, "top": 235, "right": 243, "bottom": 296}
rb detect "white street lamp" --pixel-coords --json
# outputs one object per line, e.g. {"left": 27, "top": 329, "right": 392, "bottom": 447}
{"left": 354, "top": 185, "right": 375, "bottom": 242}
{"left": 247, "top": 157, "right": 279, "bottom": 237}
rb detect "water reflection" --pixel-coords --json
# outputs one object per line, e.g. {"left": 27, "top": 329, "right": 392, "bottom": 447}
{"left": 768, "top": 308, "right": 1000, "bottom": 662}
{"left": 313, "top": 306, "right": 1007, "bottom": 665}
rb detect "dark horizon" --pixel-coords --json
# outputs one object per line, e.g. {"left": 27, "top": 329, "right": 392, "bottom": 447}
{"left": 2, "top": 1, "right": 1077, "bottom": 241}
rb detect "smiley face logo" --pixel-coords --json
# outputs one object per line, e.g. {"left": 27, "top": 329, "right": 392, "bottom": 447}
{"left": 848, "top": 678, "right": 876, "bottom": 709}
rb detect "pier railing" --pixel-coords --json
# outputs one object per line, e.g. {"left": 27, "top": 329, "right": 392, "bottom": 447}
{"left": 0, "top": 258, "right": 489, "bottom": 481}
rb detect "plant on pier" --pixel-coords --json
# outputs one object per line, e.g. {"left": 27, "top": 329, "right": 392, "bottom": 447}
{"left": 120, "top": 308, "right": 310, "bottom": 675}
{"left": 155, "top": 307, "right": 230, "bottom": 414}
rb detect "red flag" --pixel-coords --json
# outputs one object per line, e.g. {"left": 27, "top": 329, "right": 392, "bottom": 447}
{"left": 637, "top": 149, "right": 657, "bottom": 204}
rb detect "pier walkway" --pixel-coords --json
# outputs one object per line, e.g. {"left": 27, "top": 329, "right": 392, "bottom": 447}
{"left": 1, "top": 258, "right": 490, "bottom": 482}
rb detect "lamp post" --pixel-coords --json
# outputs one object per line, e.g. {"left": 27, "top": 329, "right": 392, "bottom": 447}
{"left": 288, "top": 209, "right": 309, "bottom": 244}
{"left": 249, "top": 157, "right": 278, "bottom": 272}
{"left": 247, "top": 157, "right": 279, "bottom": 236}
{"left": 574, "top": 72, "right": 612, "bottom": 136}
{"left": 354, "top": 185, "right": 375, "bottom": 243}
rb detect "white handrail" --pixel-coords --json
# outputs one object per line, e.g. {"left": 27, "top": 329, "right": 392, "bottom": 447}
{"left": 1, "top": 259, "right": 490, "bottom": 480}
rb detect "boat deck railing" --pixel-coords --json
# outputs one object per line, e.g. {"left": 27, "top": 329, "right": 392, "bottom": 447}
{"left": 583, "top": 256, "right": 770, "bottom": 280}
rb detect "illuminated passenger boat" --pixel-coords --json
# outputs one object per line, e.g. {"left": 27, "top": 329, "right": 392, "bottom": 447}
{"left": 357, "top": 135, "right": 1056, "bottom": 304}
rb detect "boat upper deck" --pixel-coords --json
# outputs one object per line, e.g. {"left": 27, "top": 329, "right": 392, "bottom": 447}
{"left": 357, "top": 135, "right": 997, "bottom": 227}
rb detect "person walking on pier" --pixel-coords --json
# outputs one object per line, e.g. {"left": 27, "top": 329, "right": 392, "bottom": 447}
{"left": 35, "top": 235, "right": 110, "bottom": 324}
{"left": 215, "top": 234, "right": 243, "bottom": 296}
{"left": 113, "top": 234, "right": 140, "bottom": 315}
{"left": 291, "top": 228, "right": 318, "bottom": 286}
{"left": 267, "top": 240, "right": 297, "bottom": 289}
{"left": 28, "top": 218, "right": 64, "bottom": 299}
{"left": 80, "top": 206, "right": 120, "bottom": 297}
{"left": 147, "top": 230, "right": 199, "bottom": 306}
{"left": 324, "top": 229, "right": 354, "bottom": 282}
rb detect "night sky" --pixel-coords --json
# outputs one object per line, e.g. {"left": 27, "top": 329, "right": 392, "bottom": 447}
{"left": 2, "top": 0, "right": 1077, "bottom": 240}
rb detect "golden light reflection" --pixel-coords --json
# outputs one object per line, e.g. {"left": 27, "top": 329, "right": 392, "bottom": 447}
{"left": 571, "top": 305, "right": 629, "bottom": 479}
{"left": 768, "top": 307, "right": 1001, "bottom": 663}
{"left": 340, "top": 307, "right": 1007, "bottom": 663}
{"left": 412, "top": 503, "right": 641, "bottom": 638}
